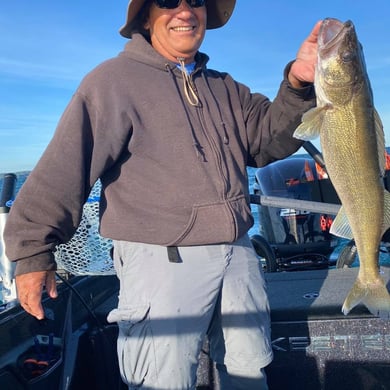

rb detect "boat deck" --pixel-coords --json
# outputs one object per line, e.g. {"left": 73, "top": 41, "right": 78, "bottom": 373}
{"left": 2, "top": 267, "right": 390, "bottom": 389}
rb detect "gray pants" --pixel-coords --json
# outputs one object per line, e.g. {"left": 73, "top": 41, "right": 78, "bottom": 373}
{"left": 107, "top": 234, "right": 273, "bottom": 389}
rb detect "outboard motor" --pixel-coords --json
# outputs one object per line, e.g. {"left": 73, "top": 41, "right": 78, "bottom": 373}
{"left": 252, "top": 158, "right": 340, "bottom": 271}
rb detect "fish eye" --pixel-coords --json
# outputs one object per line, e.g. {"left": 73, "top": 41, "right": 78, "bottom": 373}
{"left": 342, "top": 51, "right": 355, "bottom": 62}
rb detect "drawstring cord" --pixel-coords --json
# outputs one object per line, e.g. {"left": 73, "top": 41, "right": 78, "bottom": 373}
{"left": 177, "top": 57, "right": 199, "bottom": 106}
{"left": 165, "top": 64, "right": 206, "bottom": 161}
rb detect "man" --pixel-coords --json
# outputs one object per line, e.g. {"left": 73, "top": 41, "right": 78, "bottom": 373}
{"left": 5, "top": 0, "right": 321, "bottom": 388}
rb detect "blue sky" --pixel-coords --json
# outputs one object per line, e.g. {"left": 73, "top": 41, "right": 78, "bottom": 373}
{"left": 0, "top": 1, "right": 389, "bottom": 172}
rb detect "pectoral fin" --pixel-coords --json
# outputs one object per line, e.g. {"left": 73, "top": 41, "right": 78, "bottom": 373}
{"left": 293, "top": 107, "right": 327, "bottom": 141}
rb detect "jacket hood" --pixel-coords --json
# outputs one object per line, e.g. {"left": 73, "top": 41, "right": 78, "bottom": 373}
{"left": 120, "top": 33, "right": 209, "bottom": 72}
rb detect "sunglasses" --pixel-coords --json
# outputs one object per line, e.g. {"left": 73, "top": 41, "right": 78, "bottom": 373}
{"left": 153, "top": 0, "right": 206, "bottom": 9}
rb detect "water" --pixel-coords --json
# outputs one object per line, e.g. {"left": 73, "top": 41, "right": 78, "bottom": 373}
{"left": 1, "top": 168, "right": 390, "bottom": 268}
{"left": 248, "top": 166, "right": 260, "bottom": 236}
{"left": 0, "top": 169, "right": 260, "bottom": 236}
{"left": 0, "top": 169, "right": 259, "bottom": 238}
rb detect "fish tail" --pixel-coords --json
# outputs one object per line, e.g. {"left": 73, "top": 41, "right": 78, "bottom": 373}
{"left": 342, "top": 276, "right": 390, "bottom": 319}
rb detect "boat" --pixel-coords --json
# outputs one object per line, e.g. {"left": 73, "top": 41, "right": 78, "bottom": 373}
{"left": 0, "top": 173, "right": 215, "bottom": 389}
{"left": 250, "top": 145, "right": 390, "bottom": 388}
{"left": 1, "top": 142, "right": 390, "bottom": 389}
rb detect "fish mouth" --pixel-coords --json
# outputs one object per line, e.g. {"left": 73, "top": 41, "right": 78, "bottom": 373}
{"left": 319, "top": 18, "right": 354, "bottom": 50}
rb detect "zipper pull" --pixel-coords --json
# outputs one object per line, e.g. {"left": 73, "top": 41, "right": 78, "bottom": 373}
{"left": 221, "top": 122, "right": 229, "bottom": 145}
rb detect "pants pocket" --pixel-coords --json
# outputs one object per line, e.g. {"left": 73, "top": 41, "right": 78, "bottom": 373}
{"left": 107, "top": 304, "right": 154, "bottom": 387}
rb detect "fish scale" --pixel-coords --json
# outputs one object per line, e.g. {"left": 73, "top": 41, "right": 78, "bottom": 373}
{"left": 293, "top": 17, "right": 390, "bottom": 318}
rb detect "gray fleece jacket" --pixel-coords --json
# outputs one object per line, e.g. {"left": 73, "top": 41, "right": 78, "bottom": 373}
{"left": 4, "top": 34, "right": 315, "bottom": 275}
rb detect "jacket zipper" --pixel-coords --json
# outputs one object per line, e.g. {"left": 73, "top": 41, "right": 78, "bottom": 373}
{"left": 196, "top": 103, "right": 237, "bottom": 240}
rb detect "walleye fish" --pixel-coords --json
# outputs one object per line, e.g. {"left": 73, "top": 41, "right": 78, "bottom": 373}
{"left": 294, "top": 18, "right": 390, "bottom": 317}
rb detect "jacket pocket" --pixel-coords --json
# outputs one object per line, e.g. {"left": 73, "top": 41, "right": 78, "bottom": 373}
{"left": 169, "top": 201, "right": 234, "bottom": 245}
{"left": 168, "top": 195, "right": 253, "bottom": 246}
{"left": 107, "top": 304, "right": 154, "bottom": 387}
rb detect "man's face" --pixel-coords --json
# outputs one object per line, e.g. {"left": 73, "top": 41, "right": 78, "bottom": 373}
{"left": 145, "top": 1, "right": 207, "bottom": 63}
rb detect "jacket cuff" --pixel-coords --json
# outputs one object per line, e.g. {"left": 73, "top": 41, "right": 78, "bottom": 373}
{"left": 14, "top": 252, "right": 57, "bottom": 276}
{"left": 283, "top": 61, "right": 315, "bottom": 100}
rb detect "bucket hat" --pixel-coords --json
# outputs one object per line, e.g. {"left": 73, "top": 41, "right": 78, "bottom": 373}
{"left": 120, "top": 0, "right": 236, "bottom": 38}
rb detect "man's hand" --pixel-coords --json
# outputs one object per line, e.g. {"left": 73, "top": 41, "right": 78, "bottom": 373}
{"left": 288, "top": 20, "right": 322, "bottom": 88}
{"left": 16, "top": 270, "right": 57, "bottom": 319}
